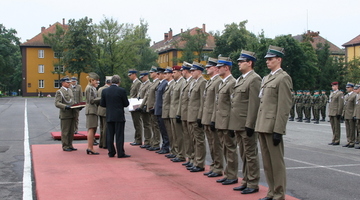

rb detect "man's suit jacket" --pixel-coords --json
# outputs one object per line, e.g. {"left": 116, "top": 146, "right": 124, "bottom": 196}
{"left": 177, "top": 77, "right": 193, "bottom": 121}
{"left": 130, "top": 78, "right": 141, "bottom": 98}
{"left": 201, "top": 75, "right": 221, "bottom": 125}
{"left": 162, "top": 80, "right": 174, "bottom": 118}
{"left": 228, "top": 71, "right": 261, "bottom": 131}
{"left": 140, "top": 79, "right": 159, "bottom": 112}
{"left": 187, "top": 76, "right": 206, "bottom": 123}
{"left": 97, "top": 84, "right": 109, "bottom": 117}
{"left": 169, "top": 77, "right": 185, "bottom": 119}
{"left": 154, "top": 79, "right": 168, "bottom": 116}
{"left": 137, "top": 80, "right": 151, "bottom": 99}
{"left": 71, "top": 84, "right": 83, "bottom": 104}
{"left": 100, "top": 85, "right": 129, "bottom": 122}
{"left": 55, "top": 87, "right": 75, "bottom": 119}
{"left": 212, "top": 75, "right": 236, "bottom": 129}
{"left": 343, "top": 92, "right": 357, "bottom": 119}
{"left": 328, "top": 90, "right": 344, "bottom": 117}
{"left": 255, "top": 69, "right": 293, "bottom": 135}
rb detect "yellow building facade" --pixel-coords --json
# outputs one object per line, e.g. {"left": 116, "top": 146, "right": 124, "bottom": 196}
{"left": 342, "top": 34, "right": 360, "bottom": 62}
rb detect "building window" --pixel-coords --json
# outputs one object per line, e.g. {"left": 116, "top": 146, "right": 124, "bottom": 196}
{"left": 54, "top": 80, "right": 60, "bottom": 88}
{"left": 38, "top": 80, "right": 44, "bottom": 88}
{"left": 38, "top": 50, "right": 44, "bottom": 58}
{"left": 54, "top": 65, "right": 64, "bottom": 72}
{"left": 54, "top": 52, "right": 62, "bottom": 58}
{"left": 38, "top": 64, "right": 44, "bottom": 73}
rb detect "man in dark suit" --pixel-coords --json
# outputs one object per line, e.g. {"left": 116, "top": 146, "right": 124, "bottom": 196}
{"left": 100, "top": 75, "right": 130, "bottom": 158}
{"left": 154, "top": 67, "right": 170, "bottom": 154}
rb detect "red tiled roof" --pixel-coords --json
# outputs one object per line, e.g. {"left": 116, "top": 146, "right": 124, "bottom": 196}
{"left": 150, "top": 27, "right": 215, "bottom": 53}
{"left": 20, "top": 22, "right": 68, "bottom": 47}
{"left": 293, "top": 34, "right": 345, "bottom": 55}
{"left": 342, "top": 34, "right": 360, "bottom": 47}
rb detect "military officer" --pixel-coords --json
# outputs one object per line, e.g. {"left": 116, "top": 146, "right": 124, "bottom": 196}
{"left": 328, "top": 82, "right": 344, "bottom": 145}
{"left": 186, "top": 62, "right": 207, "bottom": 173}
{"left": 137, "top": 71, "right": 152, "bottom": 149}
{"left": 353, "top": 85, "right": 360, "bottom": 148}
{"left": 55, "top": 76, "right": 77, "bottom": 151}
{"left": 342, "top": 82, "right": 356, "bottom": 148}
{"left": 320, "top": 90, "right": 328, "bottom": 121}
{"left": 289, "top": 90, "right": 295, "bottom": 121}
{"left": 97, "top": 76, "right": 112, "bottom": 148}
{"left": 295, "top": 90, "right": 304, "bottom": 122}
{"left": 211, "top": 57, "right": 238, "bottom": 185}
{"left": 169, "top": 66, "right": 186, "bottom": 162}
{"left": 70, "top": 77, "right": 83, "bottom": 134}
{"left": 162, "top": 67, "right": 175, "bottom": 157}
{"left": 229, "top": 50, "right": 261, "bottom": 195}
{"left": 312, "top": 90, "right": 321, "bottom": 124}
{"left": 128, "top": 69, "right": 143, "bottom": 146}
{"left": 255, "top": 45, "right": 292, "bottom": 200}
{"left": 201, "top": 57, "right": 224, "bottom": 177}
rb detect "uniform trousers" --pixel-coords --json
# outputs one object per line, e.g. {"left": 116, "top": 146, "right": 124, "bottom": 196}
{"left": 313, "top": 107, "right": 320, "bottom": 121}
{"left": 150, "top": 114, "right": 160, "bottom": 148}
{"left": 61, "top": 118, "right": 75, "bottom": 150}
{"left": 73, "top": 109, "right": 80, "bottom": 133}
{"left": 106, "top": 121, "right": 125, "bottom": 157}
{"left": 130, "top": 111, "right": 143, "bottom": 144}
{"left": 235, "top": 130, "right": 260, "bottom": 189}
{"left": 163, "top": 118, "right": 173, "bottom": 153}
{"left": 356, "top": 119, "right": 360, "bottom": 143}
{"left": 182, "top": 120, "right": 194, "bottom": 163}
{"left": 217, "top": 129, "right": 238, "bottom": 180}
{"left": 320, "top": 105, "right": 327, "bottom": 119}
{"left": 258, "top": 132, "right": 286, "bottom": 200}
{"left": 330, "top": 116, "right": 341, "bottom": 143}
{"left": 99, "top": 116, "right": 107, "bottom": 147}
{"left": 289, "top": 105, "right": 295, "bottom": 118}
{"left": 157, "top": 115, "right": 169, "bottom": 150}
{"left": 304, "top": 106, "right": 311, "bottom": 119}
{"left": 204, "top": 125, "right": 223, "bottom": 174}
{"left": 170, "top": 118, "right": 182, "bottom": 159}
{"left": 188, "top": 122, "right": 206, "bottom": 168}
{"left": 141, "top": 112, "right": 152, "bottom": 146}
{"left": 345, "top": 119, "right": 356, "bottom": 145}
{"left": 295, "top": 105, "right": 303, "bottom": 119}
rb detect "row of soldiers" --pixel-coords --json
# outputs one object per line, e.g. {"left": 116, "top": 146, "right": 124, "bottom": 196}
{"left": 127, "top": 45, "right": 291, "bottom": 200}
{"left": 289, "top": 90, "right": 328, "bottom": 124}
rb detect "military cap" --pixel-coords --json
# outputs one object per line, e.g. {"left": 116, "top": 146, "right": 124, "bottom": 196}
{"left": 181, "top": 61, "right": 192, "bottom": 71}
{"left": 190, "top": 61, "right": 204, "bottom": 71}
{"left": 331, "top": 82, "right": 338, "bottom": 85}
{"left": 88, "top": 72, "right": 99, "bottom": 80}
{"left": 354, "top": 85, "right": 360, "bottom": 90}
{"left": 71, "top": 76, "right": 77, "bottom": 81}
{"left": 346, "top": 82, "right": 354, "bottom": 87}
{"left": 149, "top": 66, "right": 158, "bottom": 73}
{"left": 172, "top": 66, "right": 182, "bottom": 71}
{"left": 314, "top": 90, "right": 319, "bottom": 93}
{"left": 60, "top": 76, "right": 71, "bottom": 83}
{"left": 297, "top": 90, "right": 302, "bottom": 93}
{"left": 164, "top": 66, "right": 173, "bottom": 73}
{"left": 321, "top": 90, "right": 326, "bottom": 92}
{"left": 139, "top": 71, "right": 149, "bottom": 78}
{"left": 127, "top": 69, "right": 137, "bottom": 76}
{"left": 157, "top": 67, "right": 165, "bottom": 73}
{"left": 216, "top": 56, "right": 232, "bottom": 67}
{"left": 205, "top": 57, "right": 218, "bottom": 68}
{"left": 237, "top": 50, "right": 257, "bottom": 62}
{"left": 264, "top": 45, "right": 285, "bottom": 58}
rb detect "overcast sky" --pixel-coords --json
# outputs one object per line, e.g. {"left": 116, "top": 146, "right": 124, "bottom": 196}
{"left": 2, "top": 0, "right": 359, "bottom": 48}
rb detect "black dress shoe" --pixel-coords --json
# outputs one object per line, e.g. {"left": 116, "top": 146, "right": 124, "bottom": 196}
{"left": 332, "top": 142, "right": 340, "bottom": 145}
{"left": 63, "top": 148, "right": 72, "bottom": 152}
{"left": 158, "top": 149, "right": 170, "bottom": 154}
{"left": 222, "top": 179, "right": 238, "bottom": 185}
{"left": 348, "top": 145, "right": 355, "bottom": 148}
{"left": 108, "top": 154, "right": 115, "bottom": 157}
{"left": 187, "top": 166, "right": 196, "bottom": 170}
{"left": 165, "top": 154, "right": 176, "bottom": 158}
{"left": 118, "top": 154, "right": 131, "bottom": 158}
{"left": 148, "top": 147, "right": 160, "bottom": 151}
{"left": 190, "top": 167, "right": 205, "bottom": 172}
{"left": 171, "top": 158, "right": 186, "bottom": 162}
{"left": 93, "top": 141, "right": 99, "bottom": 145}
{"left": 343, "top": 144, "right": 350, "bottom": 147}
{"left": 216, "top": 178, "right": 227, "bottom": 183}
{"left": 203, "top": 171, "right": 213, "bottom": 176}
{"left": 185, "top": 163, "right": 193, "bottom": 168}
{"left": 102, "top": 146, "right": 107, "bottom": 149}
{"left": 233, "top": 185, "right": 247, "bottom": 191}
{"left": 182, "top": 161, "right": 190, "bottom": 166}
{"left": 208, "top": 172, "right": 222, "bottom": 177}
{"left": 140, "top": 144, "right": 151, "bottom": 148}
{"left": 355, "top": 146, "right": 360, "bottom": 149}
{"left": 241, "top": 188, "right": 259, "bottom": 194}
{"left": 70, "top": 147, "right": 77, "bottom": 151}
{"left": 328, "top": 142, "right": 334, "bottom": 145}
{"left": 130, "top": 142, "right": 142, "bottom": 146}
{"left": 259, "top": 197, "right": 273, "bottom": 200}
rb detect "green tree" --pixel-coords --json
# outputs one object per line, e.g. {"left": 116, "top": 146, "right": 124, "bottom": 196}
{"left": 43, "top": 24, "right": 66, "bottom": 81}
{"left": 0, "top": 24, "right": 21, "bottom": 95}
{"left": 344, "top": 58, "right": 360, "bottom": 84}
{"left": 63, "top": 17, "right": 97, "bottom": 83}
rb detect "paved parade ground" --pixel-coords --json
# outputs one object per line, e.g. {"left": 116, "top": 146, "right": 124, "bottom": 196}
{"left": 1, "top": 97, "right": 360, "bottom": 200}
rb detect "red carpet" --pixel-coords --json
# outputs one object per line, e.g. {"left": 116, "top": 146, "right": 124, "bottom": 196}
{"left": 32, "top": 143, "right": 300, "bottom": 200}
{"left": 50, "top": 131, "right": 100, "bottom": 140}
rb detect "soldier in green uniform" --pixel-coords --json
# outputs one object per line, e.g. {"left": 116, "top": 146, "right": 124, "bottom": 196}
{"left": 303, "top": 90, "right": 312, "bottom": 123}
{"left": 320, "top": 90, "right": 328, "bottom": 121}
{"left": 128, "top": 69, "right": 143, "bottom": 146}
{"left": 289, "top": 91, "right": 295, "bottom": 121}
{"left": 312, "top": 90, "right": 321, "bottom": 124}
{"left": 295, "top": 90, "right": 304, "bottom": 122}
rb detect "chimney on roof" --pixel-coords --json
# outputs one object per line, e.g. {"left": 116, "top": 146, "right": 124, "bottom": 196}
{"left": 41, "top": 26, "right": 45, "bottom": 32}
{"left": 202, "top": 24, "right": 206, "bottom": 32}
{"left": 168, "top": 28, "right": 173, "bottom": 40}
{"left": 63, "top": 18, "right": 65, "bottom": 25}
{"left": 181, "top": 28, "right": 183, "bottom": 33}
{"left": 164, "top": 33, "right": 168, "bottom": 41}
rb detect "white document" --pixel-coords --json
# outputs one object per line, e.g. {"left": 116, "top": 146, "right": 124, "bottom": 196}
{"left": 128, "top": 98, "right": 143, "bottom": 112}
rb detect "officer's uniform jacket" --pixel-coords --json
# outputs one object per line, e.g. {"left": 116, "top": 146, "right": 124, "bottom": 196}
{"left": 84, "top": 84, "right": 100, "bottom": 115}
{"left": 138, "top": 80, "right": 151, "bottom": 99}
{"left": 212, "top": 75, "right": 236, "bottom": 130}
{"left": 343, "top": 91, "right": 356, "bottom": 119}
{"left": 177, "top": 77, "right": 194, "bottom": 121}
{"left": 201, "top": 75, "right": 222, "bottom": 125}
{"left": 71, "top": 84, "right": 83, "bottom": 104}
{"left": 328, "top": 90, "right": 344, "bottom": 116}
{"left": 55, "top": 87, "right": 75, "bottom": 119}
{"left": 255, "top": 68, "right": 293, "bottom": 135}
{"left": 141, "top": 79, "right": 159, "bottom": 112}
{"left": 354, "top": 94, "right": 360, "bottom": 118}
{"left": 187, "top": 76, "right": 206, "bottom": 123}
{"left": 162, "top": 80, "right": 174, "bottom": 118}
{"left": 97, "top": 84, "right": 109, "bottom": 117}
{"left": 130, "top": 78, "right": 141, "bottom": 98}
{"left": 169, "top": 77, "right": 185, "bottom": 119}
{"left": 228, "top": 71, "right": 261, "bottom": 131}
